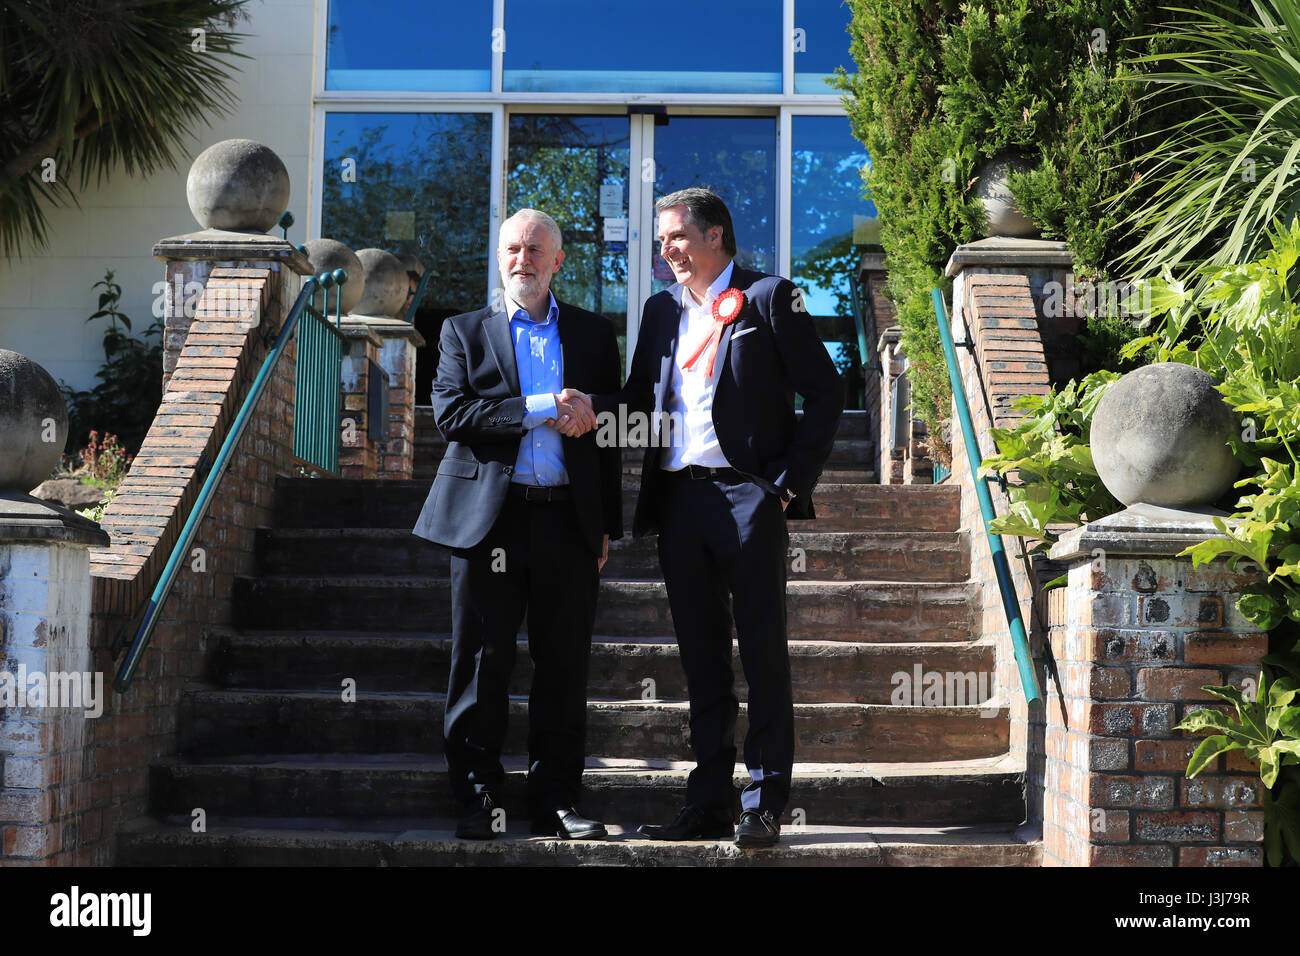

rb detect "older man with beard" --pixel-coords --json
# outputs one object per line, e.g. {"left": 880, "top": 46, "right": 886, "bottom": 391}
{"left": 412, "top": 209, "right": 623, "bottom": 841}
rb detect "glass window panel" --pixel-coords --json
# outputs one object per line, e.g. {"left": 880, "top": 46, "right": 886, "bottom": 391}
{"left": 794, "top": 0, "right": 854, "bottom": 94}
{"left": 651, "top": 116, "right": 777, "bottom": 298}
{"left": 789, "top": 114, "right": 876, "bottom": 359}
{"left": 321, "top": 112, "right": 493, "bottom": 402}
{"left": 326, "top": 0, "right": 492, "bottom": 91}
{"left": 508, "top": 115, "right": 632, "bottom": 365}
{"left": 504, "top": 0, "right": 782, "bottom": 93}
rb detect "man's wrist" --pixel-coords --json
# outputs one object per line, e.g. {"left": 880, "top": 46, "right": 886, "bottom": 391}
{"left": 523, "top": 392, "right": 559, "bottom": 430}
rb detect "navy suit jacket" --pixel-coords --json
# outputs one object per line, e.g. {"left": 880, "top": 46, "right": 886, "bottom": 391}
{"left": 411, "top": 299, "right": 623, "bottom": 554}
{"left": 594, "top": 264, "right": 843, "bottom": 537}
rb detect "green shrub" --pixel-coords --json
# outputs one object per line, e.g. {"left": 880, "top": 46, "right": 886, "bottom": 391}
{"left": 61, "top": 269, "right": 163, "bottom": 457}
{"left": 837, "top": 0, "right": 1201, "bottom": 448}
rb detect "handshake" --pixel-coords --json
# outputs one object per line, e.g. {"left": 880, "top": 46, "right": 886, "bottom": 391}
{"left": 546, "top": 387, "right": 597, "bottom": 437}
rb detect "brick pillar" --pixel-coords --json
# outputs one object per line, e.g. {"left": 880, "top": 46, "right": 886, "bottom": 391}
{"left": 858, "top": 251, "right": 894, "bottom": 458}
{"left": 1043, "top": 505, "right": 1268, "bottom": 866}
{"left": 338, "top": 317, "right": 424, "bottom": 479}
{"left": 944, "top": 238, "right": 1077, "bottom": 783}
{"left": 877, "top": 327, "right": 904, "bottom": 484}
{"left": 155, "top": 232, "right": 311, "bottom": 394}
{"left": 338, "top": 324, "right": 382, "bottom": 479}
{"left": 0, "top": 497, "right": 109, "bottom": 863}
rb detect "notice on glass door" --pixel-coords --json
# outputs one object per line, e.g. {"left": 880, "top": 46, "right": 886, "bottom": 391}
{"left": 599, "top": 184, "right": 624, "bottom": 217}
{"left": 602, "top": 217, "right": 628, "bottom": 242}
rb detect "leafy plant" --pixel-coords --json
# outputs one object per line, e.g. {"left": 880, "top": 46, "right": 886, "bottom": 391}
{"left": 61, "top": 270, "right": 163, "bottom": 456}
{"left": 1175, "top": 644, "right": 1300, "bottom": 866}
{"left": 1130, "top": 218, "right": 1300, "bottom": 631}
{"left": 1121, "top": 218, "right": 1300, "bottom": 865}
{"left": 77, "top": 430, "right": 132, "bottom": 488}
{"left": 76, "top": 489, "right": 116, "bottom": 524}
{"left": 979, "top": 371, "right": 1124, "bottom": 546}
{"left": 1114, "top": 0, "right": 1300, "bottom": 281}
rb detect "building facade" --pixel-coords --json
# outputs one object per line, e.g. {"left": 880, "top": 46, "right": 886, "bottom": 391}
{"left": 1, "top": 0, "right": 878, "bottom": 410}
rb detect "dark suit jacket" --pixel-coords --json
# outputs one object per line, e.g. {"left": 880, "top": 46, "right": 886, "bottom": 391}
{"left": 412, "top": 299, "right": 623, "bottom": 554}
{"left": 594, "top": 265, "right": 843, "bottom": 537}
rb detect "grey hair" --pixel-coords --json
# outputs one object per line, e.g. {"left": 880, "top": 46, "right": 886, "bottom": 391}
{"left": 655, "top": 187, "right": 737, "bottom": 257}
{"left": 501, "top": 208, "right": 563, "bottom": 250}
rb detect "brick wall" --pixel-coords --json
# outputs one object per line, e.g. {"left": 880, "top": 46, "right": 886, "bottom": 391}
{"left": 2, "top": 262, "right": 304, "bottom": 865}
{"left": 373, "top": 325, "right": 422, "bottom": 479}
{"left": 1041, "top": 551, "right": 1266, "bottom": 866}
{"left": 947, "top": 272, "right": 1056, "bottom": 783}
{"left": 339, "top": 325, "right": 380, "bottom": 479}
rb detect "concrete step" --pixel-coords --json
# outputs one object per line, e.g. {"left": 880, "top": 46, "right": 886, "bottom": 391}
{"left": 116, "top": 816, "right": 1039, "bottom": 866}
{"left": 253, "top": 527, "right": 968, "bottom": 582}
{"left": 271, "top": 477, "right": 958, "bottom": 534}
{"left": 605, "top": 530, "right": 966, "bottom": 582}
{"left": 144, "top": 753, "right": 1025, "bottom": 826}
{"left": 210, "top": 628, "right": 997, "bottom": 703}
{"left": 230, "top": 577, "right": 980, "bottom": 643}
{"left": 822, "top": 438, "right": 873, "bottom": 469}
{"left": 176, "top": 688, "right": 1010, "bottom": 762}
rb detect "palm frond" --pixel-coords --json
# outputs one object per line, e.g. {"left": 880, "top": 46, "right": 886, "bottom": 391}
{"left": 1114, "top": 0, "right": 1300, "bottom": 279}
{"left": 0, "top": 0, "right": 252, "bottom": 259}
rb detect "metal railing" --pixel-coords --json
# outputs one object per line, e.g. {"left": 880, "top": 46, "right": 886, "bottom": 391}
{"left": 111, "top": 270, "right": 349, "bottom": 692}
{"left": 293, "top": 274, "right": 347, "bottom": 474}
{"left": 931, "top": 287, "right": 1043, "bottom": 707}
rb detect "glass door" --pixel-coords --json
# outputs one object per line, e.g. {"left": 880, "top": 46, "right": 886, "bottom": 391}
{"left": 506, "top": 114, "right": 632, "bottom": 369}
{"left": 648, "top": 115, "right": 778, "bottom": 298}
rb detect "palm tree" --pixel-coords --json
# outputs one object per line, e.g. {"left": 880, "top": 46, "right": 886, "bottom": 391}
{"left": 0, "top": 0, "right": 251, "bottom": 258}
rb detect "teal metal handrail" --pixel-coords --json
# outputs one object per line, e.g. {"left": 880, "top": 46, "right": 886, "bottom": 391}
{"left": 111, "top": 270, "right": 348, "bottom": 692}
{"left": 293, "top": 272, "right": 347, "bottom": 474}
{"left": 932, "top": 288, "right": 1043, "bottom": 707}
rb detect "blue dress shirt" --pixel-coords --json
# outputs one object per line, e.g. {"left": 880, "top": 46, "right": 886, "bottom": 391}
{"left": 510, "top": 292, "right": 569, "bottom": 486}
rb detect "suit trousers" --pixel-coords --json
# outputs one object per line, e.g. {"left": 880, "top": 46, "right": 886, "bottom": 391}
{"left": 443, "top": 492, "right": 599, "bottom": 812}
{"left": 654, "top": 470, "right": 794, "bottom": 814}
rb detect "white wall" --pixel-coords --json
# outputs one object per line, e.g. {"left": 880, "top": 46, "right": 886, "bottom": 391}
{"left": 0, "top": 0, "right": 317, "bottom": 393}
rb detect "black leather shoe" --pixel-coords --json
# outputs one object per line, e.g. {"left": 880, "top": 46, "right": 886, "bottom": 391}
{"left": 637, "top": 805, "right": 735, "bottom": 841}
{"left": 531, "top": 807, "right": 608, "bottom": 840}
{"left": 455, "top": 794, "right": 500, "bottom": 840}
{"left": 735, "top": 809, "right": 781, "bottom": 847}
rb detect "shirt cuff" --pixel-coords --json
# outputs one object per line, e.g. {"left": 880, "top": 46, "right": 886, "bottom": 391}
{"left": 523, "top": 393, "right": 558, "bottom": 430}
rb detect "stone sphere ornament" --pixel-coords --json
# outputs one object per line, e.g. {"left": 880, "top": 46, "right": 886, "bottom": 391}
{"left": 302, "top": 238, "right": 365, "bottom": 314}
{"left": 973, "top": 154, "right": 1038, "bottom": 238}
{"left": 186, "top": 139, "right": 291, "bottom": 233}
{"left": 353, "top": 248, "right": 409, "bottom": 317}
{"left": 0, "top": 349, "right": 69, "bottom": 492}
{"left": 1090, "top": 363, "right": 1240, "bottom": 508}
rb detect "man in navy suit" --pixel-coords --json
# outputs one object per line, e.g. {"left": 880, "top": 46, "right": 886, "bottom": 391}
{"left": 584, "top": 187, "right": 843, "bottom": 846}
{"left": 411, "top": 209, "right": 622, "bottom": 841}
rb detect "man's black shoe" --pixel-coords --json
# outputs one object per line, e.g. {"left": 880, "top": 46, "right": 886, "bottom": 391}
{"left": 735, "top": 809, "right": 781, "bottom": 847}
{"left": 637, "top": 805, "right": 734, "bottom": 841}
{"left": 531, "top": 807, "right": 608, "bottom": 840}
{"left": 455, "top": 794, "right": 500, "bottom": 840}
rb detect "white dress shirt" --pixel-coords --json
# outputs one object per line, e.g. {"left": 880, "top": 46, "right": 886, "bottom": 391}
{"left": 660, "top": 260, "right": 735, "bottom": 471}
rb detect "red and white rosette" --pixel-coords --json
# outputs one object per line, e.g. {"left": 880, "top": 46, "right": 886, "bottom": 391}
{"left": 682, "top": 288, "right": 745, "bottom": 376}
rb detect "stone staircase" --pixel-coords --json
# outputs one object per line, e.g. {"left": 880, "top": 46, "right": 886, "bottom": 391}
{"left": 117, "top": 410, "right": 1040, "bottom": 865}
